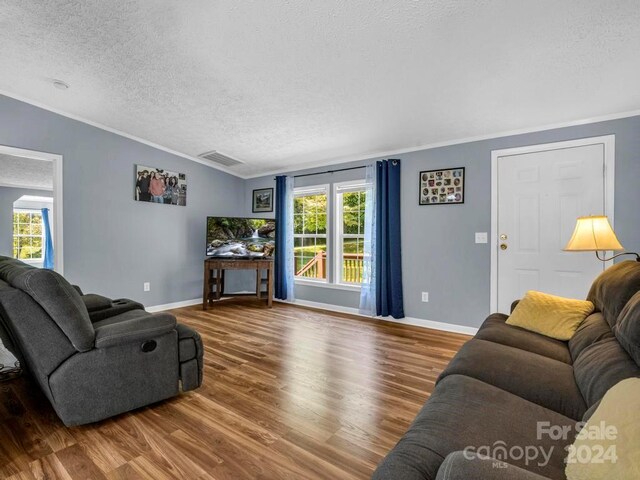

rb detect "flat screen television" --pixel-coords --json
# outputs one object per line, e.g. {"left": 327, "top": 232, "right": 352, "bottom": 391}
{"left": 206, "top": 217, "right": 276, "bottom": 258}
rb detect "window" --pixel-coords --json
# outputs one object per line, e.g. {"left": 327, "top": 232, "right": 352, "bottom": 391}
{"left": 13, "top": 209, "right": 44, "bottom": 261}
{"left": 294, "top": 186, "right": 328, "bottom": 281}
{"left": 336, "top": 182, "right": 366, "bottom": 285}
{"left": 293, "top": 181, "right": 368, "bottom": 288}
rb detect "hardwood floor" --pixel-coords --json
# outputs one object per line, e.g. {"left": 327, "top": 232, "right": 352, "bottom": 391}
{"left": 0, "top": 300, "right": 469, "bottom": 480}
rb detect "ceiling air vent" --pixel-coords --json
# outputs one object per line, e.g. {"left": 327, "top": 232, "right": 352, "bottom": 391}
{"left": 198, "top": 150, "right": 243, "bottom": 167}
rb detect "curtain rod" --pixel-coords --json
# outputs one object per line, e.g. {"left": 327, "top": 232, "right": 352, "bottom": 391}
{"left": 274, "top": 165, "right": 366, "bottom": 180}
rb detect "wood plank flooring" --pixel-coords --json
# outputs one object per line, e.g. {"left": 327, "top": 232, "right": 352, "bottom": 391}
{"left": 0, "top": 300, "right": 469, "bottom": 479}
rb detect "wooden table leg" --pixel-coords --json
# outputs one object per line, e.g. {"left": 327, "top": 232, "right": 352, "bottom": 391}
{"left": 256, "top": 268, "right": 261, "bottom": 299}
{"left": 267, "top": 264, "right": 273, "bottom": 308}
{"left": 215, "top": 268, "right": 222, "bottom": 300}
{"left": 202, "top": 263, "right": 209, "bottom": 310}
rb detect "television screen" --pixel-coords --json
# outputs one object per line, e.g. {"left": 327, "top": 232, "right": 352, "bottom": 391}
{"left": 206, "top": 217, "right": 276, "bottom": 258}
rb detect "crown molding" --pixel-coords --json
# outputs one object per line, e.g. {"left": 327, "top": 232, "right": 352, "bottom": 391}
{"left": 0, "top": 182, "right": 53, "bottom": 191}
{"left": 243, "top": 108, "right": 640, "bottom": 179}
{"left": 0, "top": 89, "right": 243, "bottom": 179}
{"left": 2, "top": 89, "right": 638, "bottom": 181}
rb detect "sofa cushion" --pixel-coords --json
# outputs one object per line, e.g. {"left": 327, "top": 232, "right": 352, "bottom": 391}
{"left": 565, "top": 378, "right": 640, "bottom": 480}
{"left": 436, "top": 451, "right": 552, "bottom": 480}
{"left": 586, "top": 260, "right": 640, "bottom": 328}
{"left": 572, "top": 337, "right": 640, "bottom": 407}
{"left": 439, "top": 339, "right": 586, "bottom": 419}
{"left": 614, "top": 290, "right": 640, "bottom": 365}
{"left": 476, "top": 314, "right": 572, "bottom": 364}
{"left": 10, "top": 268, "right": 94, "bottom": 352}
{"left": 568, "top": 312, "right": 614, "bottom": 362}
{"left": 506, "top": 290, "right": 594, "bottom": 341}
{"left": 372, "top": 374, "right": 576, "bottom": 480}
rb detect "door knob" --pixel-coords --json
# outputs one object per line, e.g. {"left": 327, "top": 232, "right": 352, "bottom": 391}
{"left": 500, "top": 243, "right": 508, "bottom": 250}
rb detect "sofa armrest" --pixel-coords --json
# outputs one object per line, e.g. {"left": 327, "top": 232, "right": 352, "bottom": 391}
{"left": 81, "top": 293, "right": 113, "bottom": 312}
{"left": 511, "top": 299, "right": 521, "bottom": 313}
{"left": 94, "top": 312, "right": 176, "bottom": 349}
{"left": 436, "top": 452, "right": 551, "bottom": 480}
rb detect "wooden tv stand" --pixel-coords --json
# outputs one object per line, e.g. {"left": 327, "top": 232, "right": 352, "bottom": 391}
{"left": 202, "top": 257, "right": 274, "bottom": 310}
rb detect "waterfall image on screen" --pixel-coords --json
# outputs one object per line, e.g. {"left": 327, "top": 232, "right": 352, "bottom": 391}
{"left": 206, "top": 217, "right": 275, "bottom": 258}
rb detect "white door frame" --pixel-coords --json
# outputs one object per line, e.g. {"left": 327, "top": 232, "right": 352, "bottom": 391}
{"left": 490, "top": 135, "right": 615, "bottom": 312}
{"left": 0, "top": 145, "right": 64, "bottom": 275}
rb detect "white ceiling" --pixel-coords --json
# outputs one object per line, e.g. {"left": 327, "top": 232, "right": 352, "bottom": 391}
{"left": 0, "top": 1, "right": 639, "bottom": 178}
{"left": 0, "top": 154, "right": 53, "bottom": 190}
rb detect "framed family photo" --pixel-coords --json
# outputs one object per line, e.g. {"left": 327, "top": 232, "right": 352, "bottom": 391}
{"left": 135, "top": 164, "right": 187, "bottom": 206}
{"left": 419, "top": 167, "right": 465, "bottom": 205}
{"left": 252, "top": 188, "right": 274, "bottom": 213}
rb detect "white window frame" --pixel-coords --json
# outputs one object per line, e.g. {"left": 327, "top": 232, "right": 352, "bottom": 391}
{"left": 293, "top": 184, "right": 330, "bottom": 284}
{"left": 13, "top": 208, "right": 45, "bottom": 263}
{"left": 334, "top": 180, "right": 367, "bottom": 289}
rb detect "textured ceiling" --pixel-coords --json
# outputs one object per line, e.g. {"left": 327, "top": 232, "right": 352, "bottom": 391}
{"left": 0, "top": 154, "right": 53, "bottom": 190}
{"left": 0, "top": 1, "right": 639, "bottom": 177}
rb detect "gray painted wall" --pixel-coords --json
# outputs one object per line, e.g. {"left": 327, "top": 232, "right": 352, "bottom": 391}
{"left": 0, "top": 95, "right": 246, "bottom": 306}
{"left": 245, "top": 115, "right": 640, "bottom": 328}
{"left": 2, "top": 92, "right": 637, "bottom": 325}
{"left": 0, "top": 186, "right": 52, "bottom": 258}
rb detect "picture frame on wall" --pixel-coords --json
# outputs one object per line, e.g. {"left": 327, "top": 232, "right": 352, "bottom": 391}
{"left": 419, "top": 167, "right": 465, "bottom": 205}
{"left": 252, "top": 188, "right": 274, "bottom": 213}
{"left": 135, "top": 164, "right": 187, "bottom": 206}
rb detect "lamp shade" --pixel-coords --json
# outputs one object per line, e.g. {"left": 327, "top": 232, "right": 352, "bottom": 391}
{"left": 564, "top": 216, "right": 624, "bottom": 252}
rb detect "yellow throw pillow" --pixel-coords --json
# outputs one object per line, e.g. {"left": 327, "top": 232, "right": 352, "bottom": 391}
{"left": 506, "top": 290, "right": 594, "bottom": 340}
{"left": 566, "top": 377, "right": 640, "bottom": 480}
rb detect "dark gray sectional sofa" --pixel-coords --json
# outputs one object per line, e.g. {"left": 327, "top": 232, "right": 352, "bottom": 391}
{"left": 0, "top": 256, "right": 203, "bottom": 426}
{"left": 373, "top": 260, "right": 640, "bottom": 480}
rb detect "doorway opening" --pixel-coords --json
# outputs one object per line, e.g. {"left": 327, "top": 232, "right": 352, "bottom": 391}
{"left": 0, "top": 145, "right": 63, "bottom": 274}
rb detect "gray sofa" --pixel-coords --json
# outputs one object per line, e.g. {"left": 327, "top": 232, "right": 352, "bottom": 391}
{"left": 373, "top": 260, "right": 640, "bottom": 480}
{"left": 0, "top": 256, "right": 203, "bottom": 426}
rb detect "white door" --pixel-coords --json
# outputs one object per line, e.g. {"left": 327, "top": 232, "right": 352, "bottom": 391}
{"left": 495, "top": 140, "right": 610, "bottom": 314}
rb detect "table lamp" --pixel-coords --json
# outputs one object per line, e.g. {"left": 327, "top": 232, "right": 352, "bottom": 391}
{"left": 564, "top": 215, "right": 639, "bottom": 262}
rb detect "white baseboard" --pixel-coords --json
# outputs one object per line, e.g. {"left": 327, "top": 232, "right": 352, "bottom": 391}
{"left": 148, "top": 295, "right": 478, "bottom": 336}
{"left": 147, "top": 291, "right": 258, "bottom": 312}
{"left": 277, "top": 298, "right": 478, "bottom": 336}
{"left": 147, "top": 298, "right": 202, "bottom": 312}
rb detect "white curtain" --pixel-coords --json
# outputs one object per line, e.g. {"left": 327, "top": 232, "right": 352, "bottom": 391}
{"left": 285, "top": 176, "right": 296, "bottom": 301}
{"left": 359, "top": 162, "right": 377, "bottom": 316}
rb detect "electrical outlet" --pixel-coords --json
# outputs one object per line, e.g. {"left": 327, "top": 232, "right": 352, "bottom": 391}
{"left": 143, "top": 282, "right": 150, "bottom": 292}
{"left": 421, "top": 292, "right": 429, "bottom": 302}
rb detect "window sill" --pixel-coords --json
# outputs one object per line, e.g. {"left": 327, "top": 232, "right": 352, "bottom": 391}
{"left": 18, "top": 258, "right": 44, "bottom": 264}
{"left": 295, "top": 279, "right": 361, "bottom": 292}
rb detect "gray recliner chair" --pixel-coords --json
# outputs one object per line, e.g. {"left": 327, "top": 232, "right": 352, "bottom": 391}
{"left": 0, "top": 256, "right": 203, "bottom": 426}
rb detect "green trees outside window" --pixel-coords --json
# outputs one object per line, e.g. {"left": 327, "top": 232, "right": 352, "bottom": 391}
{"left": 339, "top": 191, "right": 365, "bottom": 283}
{"left": 294, "top": 191, "right": 328, "bottom": 279}
{"left": 293, "top": 185, "right": 366, "bottom": 284}
{"left": 13, "top": 210, "right": 44, "bottom": 260}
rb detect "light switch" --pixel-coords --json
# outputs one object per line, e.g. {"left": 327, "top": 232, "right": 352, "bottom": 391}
{"left": 475, "top": 232, "right": 488, "bottom": 244}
